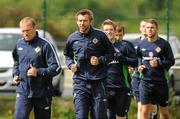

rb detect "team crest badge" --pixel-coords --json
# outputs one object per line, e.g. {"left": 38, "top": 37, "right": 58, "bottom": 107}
{"left": 156, "top": 47, "right": 161, "bottom": 53}
{"left": 35, "top": 46, "right": 41, "bottom": 53}
{"left": 149, "top": 52, "right": 154, "bottom": 57}
{"left": 74, "top": 41, "right": 78, "bottom": 44}
{"left": 141, "top": 48, "right": 146, "bottom": 51}
{"left": 92, "top": 38, "right": 98, "bottom": 44}
{"left": 18, "top": 47, "right": 23, "bottom": 50}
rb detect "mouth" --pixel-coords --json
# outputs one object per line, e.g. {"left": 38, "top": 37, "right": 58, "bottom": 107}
{"left": 80, "top": 26, "right": 85, "bottom": 29}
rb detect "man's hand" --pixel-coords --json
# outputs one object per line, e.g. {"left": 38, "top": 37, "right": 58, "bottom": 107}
{"left": 128, "top": 66, "right": 134, "bottom": 74}
{"left": 27, "top": 64, "right": 37, "bottom": 77}
{"left": 138, "top": 65, "right": 146, "bottom": 73}
{"left": 12, "top": 76, "right": 20, "bottom": 85}
{"left": 90, "top": 56, "right": 99, "bottom": 66}
{"left": 71, "top": 64, "right": 77, "bottom": 73}
{"left": 149, "top": 57, "right": 158, "bottom": 67}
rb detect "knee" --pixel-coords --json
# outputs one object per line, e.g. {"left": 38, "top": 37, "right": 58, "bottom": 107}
{"left": 141, "top": 110, "right": 149, "bottom": 116}
{"left": 160, "top": 106, "right": 169, "bottom": 119}
{"left": 14, "top": 114, "right": 28, "bottom": 119}
{"left": 160, "top": 112, "right": 169, "bottom": 119}
{"left": 76, "top": 115, "right": 88, "bottom": 119}
{"left": 141, "top": 107, "right": 151, "bottom": 117}
{"left": 14, "top": 107, "right": 29, "bottom": 119}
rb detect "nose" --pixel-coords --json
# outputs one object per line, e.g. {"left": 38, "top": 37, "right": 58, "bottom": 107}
{"left": 23, "top": 32, "right": 28, "bottom": 36}
{"left": 107, "top": 30, "right": 111, "bottom": 34}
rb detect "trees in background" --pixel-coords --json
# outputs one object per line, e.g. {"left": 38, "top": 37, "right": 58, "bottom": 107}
{"left": 0, "top": 0, "right": 179, "bottom": 40}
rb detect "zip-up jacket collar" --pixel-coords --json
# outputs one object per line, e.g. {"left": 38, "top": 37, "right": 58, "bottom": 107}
{"left": 23, "top": 32, "right": 39, "bottom": 44}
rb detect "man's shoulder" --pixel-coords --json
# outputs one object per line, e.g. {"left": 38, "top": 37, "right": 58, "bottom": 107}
{"left": 16, "top": 37, "right": 25, "bottom": 45}
{"left": 68, "top": 31, "right": 77, "bottom": 36}
{"left": 157, "top": 37, "right": 170, "bottom": 46}
{"left": 122, "top": 40, "right": 134, "bottom": 47}
{"left": 67, "top": 31, "right": 79, "bottom": 39}
{"left": 37, "top": 36, "right": 49, "bottom": 44}
{"left": 158, "top": 37, "right": 167, "bottom": 42}
{"left": 92, "top": 28, "right": 106, "bottom": 36}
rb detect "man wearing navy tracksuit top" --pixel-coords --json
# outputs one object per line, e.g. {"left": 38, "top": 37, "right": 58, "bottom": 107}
{"left": 137, "top": 19, "right": 175, "bottom": 119}
{"left": 12, "top": 17, "right": 61, "bottom": 119}
{"left": 107, "top": 39, "right": 138, "bottom": 119}
{"left": 64, "top": 9, "right": 114, "bottom": 119}
{"left": 101, "top": 20, "right": 138, "bottom": 119}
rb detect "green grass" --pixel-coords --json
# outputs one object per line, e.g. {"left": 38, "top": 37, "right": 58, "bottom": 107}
{"left": 0, "top": 95, "right": 179, "bottom": 119}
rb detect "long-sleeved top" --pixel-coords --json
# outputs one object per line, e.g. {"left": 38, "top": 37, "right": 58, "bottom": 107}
{"left": 107, "top": 40, "right": 138, "bottom": 89}
{"left": 64, "top": 27, "right": 115, "bottom": 81}
{"left": 137, "top": 37, "right": 175, "bottom": 82}
{"left": 12, "top": 32, "right": 61, "bottom": 98}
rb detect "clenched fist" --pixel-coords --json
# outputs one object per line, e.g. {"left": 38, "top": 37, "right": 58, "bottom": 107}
{"left": 138, "top": 65, "right": 146, "bottom": 73}
{"left": 71, "top": 64, "right": 77, "bottom": 73}
{"left": 90, "top": 56, "right": 99, "bottom": 66}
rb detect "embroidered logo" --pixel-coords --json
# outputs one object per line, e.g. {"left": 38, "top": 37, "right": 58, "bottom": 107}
{"left": 44, "top": 106, "right": 50, "bottom": 110}
{"left": 141, "top": 48, "right": 146, "bottom": 51}
{"left": 74, "top": 41, "right": 78, "bottom": 44}
{"left": 156, "top": 47, "right": 161, "bottom": 53}
{"left": 73, "top": 93, "right": 76, "bottom": 98}
{"left": 149, "top": 52, "right": 154, "bottom": 57}
{"left": 18, "top": 47, "right": 23, "bottom": 50}
{"left": 134, "top": 46, "right": 138, "bottom": 49}
{"left": 34, "top": 46, "right": 41, "bottom": 53}
{"left": 92, "top": 38, "right": 98, "bottom": 44}
{"left": 16, "top": 93, "right": 20, "bottom": 97}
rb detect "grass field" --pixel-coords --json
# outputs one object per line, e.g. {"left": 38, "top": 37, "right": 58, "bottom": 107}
{"left": 0, "top": 95, "right": 180, "bottom": 119}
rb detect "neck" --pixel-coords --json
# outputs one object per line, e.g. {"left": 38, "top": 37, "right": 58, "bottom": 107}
{"left": 148, "top": 34, "right": 158, "bottom": 42}
{"left": 115, "top": 38, "right": 122, "bottom": 42}
{"left": 80, "top": 26, "right": 91, "bottom": 34}
{"left": 141, "top": 34, "right": 146, "bottom": 40}
{"left": 110, "top": 38, "right": 116, "bottom": 43}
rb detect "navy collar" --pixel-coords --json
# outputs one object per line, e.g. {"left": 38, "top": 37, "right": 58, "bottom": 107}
{"left": 24, "top": 31, "right": 39, "bottom": 43}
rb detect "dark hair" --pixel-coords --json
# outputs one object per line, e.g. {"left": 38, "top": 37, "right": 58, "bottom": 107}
{"left": 75, "top": 9, "right": 93, "bottom": 21}
{"left": 115, "top": 22, "right": 125, "bottom": 34}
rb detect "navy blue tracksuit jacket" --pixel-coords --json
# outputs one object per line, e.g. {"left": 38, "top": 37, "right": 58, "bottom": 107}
{"left": 107, "top": 40, "right": 138, "bottom": 89}
{"left": 12, "top": 32, "right": 61, "bottom": 98}
{"left": 64, "top": 27, "right": 115, "bottom": 81}
{"left": 137, "top": 37, "right": 175, "bottom": 82}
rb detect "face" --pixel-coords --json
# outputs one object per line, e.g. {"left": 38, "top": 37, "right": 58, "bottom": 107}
{"left": 115, "top": 30, "right": 124, "bottom": 40}
{"left": 76, "top": 14, "right": 91, "bottom": 33}
{"left": 102, "top": 24, "right": 115, "bottom": 41}
{"left": 140, "top": 21, "right": 147, "bottom": 36}
{"left": 20, "top": 21, "right": 36, "bottom": 41}
{"left": 145, "top": 22, "right": 158, "bottom": 38}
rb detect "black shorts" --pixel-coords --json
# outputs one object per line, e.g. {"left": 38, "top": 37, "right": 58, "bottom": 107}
{"left": 107, "top": 88, "right": 131, "bottom": 117}
{"left": 140, "top": 80, "right": 169, "bottom": 107}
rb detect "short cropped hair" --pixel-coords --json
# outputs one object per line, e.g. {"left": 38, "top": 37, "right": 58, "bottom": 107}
{"left": 101, "top": 19, "right": 116, "bottom": 30}
{"left": 19, "top": 17, "right": 36, "bottom": 27}
{"left": 75, "top": 9, "right": 94, "bottom": 21}
{"left": 115, "top": 22, "right": 125, "bottom": 34}
{"left": 146, "top": 18, "right": 158, "bottom": 28}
